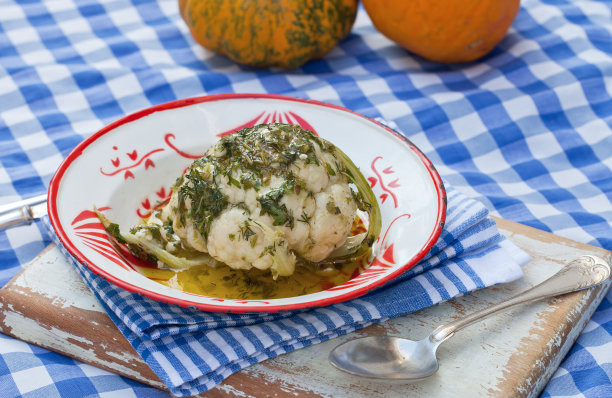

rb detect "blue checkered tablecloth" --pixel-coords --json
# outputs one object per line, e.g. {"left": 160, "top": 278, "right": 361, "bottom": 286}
{"left": 0, "top": 0, "right": 611, "bottom": 397}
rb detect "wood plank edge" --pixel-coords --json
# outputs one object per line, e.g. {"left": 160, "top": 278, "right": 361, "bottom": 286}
{"left": 530, "top": 281, "right": 611, "bottom": 397}
{"left": 0, "top": 284, "right": 170, "bottom": 391}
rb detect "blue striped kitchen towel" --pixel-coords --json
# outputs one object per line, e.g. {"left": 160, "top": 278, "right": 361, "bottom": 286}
{"left": 44, "top": 184, "right": 529, "bottom": 396}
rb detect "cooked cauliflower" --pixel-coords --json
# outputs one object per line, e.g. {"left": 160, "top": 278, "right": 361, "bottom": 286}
{"left": 99, "top": 123, "right": 379, "bottom": 280}
{"left": 157, "top": 123, "right": 359, "bottom": 278}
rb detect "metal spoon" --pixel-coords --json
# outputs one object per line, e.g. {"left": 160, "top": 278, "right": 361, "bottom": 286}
{"left": 329, "top": 255, "right": 611, "bottom": 381}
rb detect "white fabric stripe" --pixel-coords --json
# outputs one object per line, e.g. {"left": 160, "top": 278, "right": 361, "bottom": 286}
{"left": 182, "top": 341, "right": 218, "bottom": 378}
{"left": 206, "top": 330, "right": 239, "bottom": 362}
{"left": 447, "top": 262, "right": 477, "bottom": 292}
{"left": 150, "top": 351, "right": 185, "bottom": 386}
{"left": 413, "top": 274, "right": 442, "bottom": 303}
{"left": 431, "top": 268, "right": 460, "bottom": 297}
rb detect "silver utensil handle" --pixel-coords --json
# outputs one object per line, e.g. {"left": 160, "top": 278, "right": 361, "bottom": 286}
{"left": 0, "top": 194, "right": 48, "bottom": 231}
{"left": 0, "top": 205, "right": 34, "bottom": 230}
{"left": 430, "top": 255, "right": 611, "bottom": 344}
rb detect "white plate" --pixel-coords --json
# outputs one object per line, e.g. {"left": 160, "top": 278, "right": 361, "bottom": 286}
{"left": 48, "top": 94, "right": 446, "bottom": 312}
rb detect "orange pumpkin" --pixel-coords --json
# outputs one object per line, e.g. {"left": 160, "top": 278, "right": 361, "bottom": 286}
{"left": 179, "top": 0, "right": 358, "bottom": 68}
{"left": 361, "top": 0, "right": 520, "bottom": 63}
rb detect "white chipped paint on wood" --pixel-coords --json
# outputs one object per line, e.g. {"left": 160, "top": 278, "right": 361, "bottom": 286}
{"left": 0, "top": 219, "right": 610, "bottom": 397}
{"left": 528, "top": 284, "right": 609, "bottom": 397}
{"left": 0, "top": 302, "right": 163, "bottom": 387}
{"left": 0, "top": 305, "right": 95, "bottom": 352}
{"left": 515, "top": 286, "right": 605, "bottom": 397}
{"left": 11, "top": 247, "right": 105, "bottom": 312}
{"left": 214, "top": 384, "right": 255, "bottom": 398}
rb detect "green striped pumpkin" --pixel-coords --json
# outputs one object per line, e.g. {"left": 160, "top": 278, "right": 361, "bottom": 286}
{"left": 179, "top": 0, "right": 358, "bottom": 68}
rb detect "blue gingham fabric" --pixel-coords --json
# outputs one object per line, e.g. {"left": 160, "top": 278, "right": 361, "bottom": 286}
{"left": 42, "top": 185, "right": 528, "bottom": 396}
{"left": 1, "top": 0, "right": 612, "bottom": 396}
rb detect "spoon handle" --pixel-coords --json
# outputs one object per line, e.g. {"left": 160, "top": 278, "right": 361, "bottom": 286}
{"left": 430, "top": 255, "right": 611, "bottom": 345}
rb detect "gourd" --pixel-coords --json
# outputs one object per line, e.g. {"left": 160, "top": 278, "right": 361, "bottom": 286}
{"left": 179, "top": 0, "right": 358, "bottom": 68}
{"left": 361, "top": 0, "right": 520, "bottom": 63}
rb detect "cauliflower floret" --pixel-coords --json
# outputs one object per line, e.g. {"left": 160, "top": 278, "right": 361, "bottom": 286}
{"left": 207, "top": 208, "right": 296, "bottom": 276}
{"left": 301, "top": 183, "right": 357, "bottom": 262}
{"left": 144, "top": 123, "right": 363, "bottom": 278}
{"left": 162, "top": 193, "right": 208, "bottom": 253}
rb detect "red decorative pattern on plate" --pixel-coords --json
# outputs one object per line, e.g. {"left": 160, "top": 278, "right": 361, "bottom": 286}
{"left": 217, "top": 110, "right": 317, "bottom": 137}
{"left": 369, "top": 156, "right": 400, "bottom": 208}
{"left": 136, "top": 186, "right": 173, "bottom": 219}
{"left": 71, "top": 208, "right": 130, "bottom": 271}
{"left": 100, "top": 148, "right": 164, "bottom": 180}
{"left": 164, "top": 133, "right": 206, "bottom": 159}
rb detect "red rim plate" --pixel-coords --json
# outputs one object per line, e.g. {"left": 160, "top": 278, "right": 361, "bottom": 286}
{"left": 48, "top": 93, "right": 447, "bottom": 313}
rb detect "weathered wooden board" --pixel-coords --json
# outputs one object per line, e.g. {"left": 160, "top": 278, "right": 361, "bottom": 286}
{"left": 0, "top": 217, "right": 610, "bottom": 397}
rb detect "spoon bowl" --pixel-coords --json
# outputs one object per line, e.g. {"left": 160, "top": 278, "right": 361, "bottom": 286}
{"left": 330, "top": 335, "right": 440, "bottom": 380}
{"left": 329, "top": 255, "right": 611, "bottom": 381}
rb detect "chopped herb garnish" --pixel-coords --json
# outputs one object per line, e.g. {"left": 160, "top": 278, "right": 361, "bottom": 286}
{"left": 257, "top": 178, "right": 296, "bottom": 228}
{"left": 130, "top": 224, "right": 163, "bottom": 242}
{"left": 107, "top": 222, "right": 126, "bottom": 244}
{"left": 232, "top": 202, "right": 251, "bottom": 215}
{"left": 261, "top": 243, "right": 277, "bottom": 257}
{"left": 239, "top": 220, "right": 256, "bottom": 241}
{"left": 196, "top": 123, "right": 334, "bottom": 188}
{"left": 163, "top": 219, "right": 174, "bottom": 235}
{"left": 177, "top": 168, "right": 228, "bottom": 240}
{"left": 298, "top": 212, "right": 311, "bottom": 224}
{"left": 326, "top": 201, "right": 341, "bottom": 215}
{"left": 228, "top": 175, "right": 241, "bottom": 188}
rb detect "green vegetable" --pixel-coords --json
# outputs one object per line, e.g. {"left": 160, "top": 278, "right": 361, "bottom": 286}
{"left": 95, "top": 208, "right": 219, "bottom": 270}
